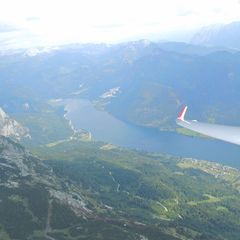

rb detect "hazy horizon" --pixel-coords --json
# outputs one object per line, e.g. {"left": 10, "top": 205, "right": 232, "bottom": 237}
{"left": 1, "top": 0, "right": 240, "bottom": 50}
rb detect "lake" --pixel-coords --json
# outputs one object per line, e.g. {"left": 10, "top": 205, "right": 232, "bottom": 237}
{"left": 63, "top": 99, "right": 240, "bottom": 168}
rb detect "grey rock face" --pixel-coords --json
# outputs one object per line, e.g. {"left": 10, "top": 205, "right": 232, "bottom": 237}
{"left": 0, "top": 107, "right": 30, "bottom": 140}
{"left": 0, "top": 136, "right": 90, "bottom": 216}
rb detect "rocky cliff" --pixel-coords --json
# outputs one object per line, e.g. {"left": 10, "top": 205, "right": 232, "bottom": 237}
{"left": 0, "top": 137, "right": 91, "bottom": 239}
{"left": 0, "top": 107, "right": 30, "bottom": 140}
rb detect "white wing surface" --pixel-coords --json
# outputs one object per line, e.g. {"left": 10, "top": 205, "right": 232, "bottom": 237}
{"left": 176, "top": 106, "right": 240, "bottom": 146}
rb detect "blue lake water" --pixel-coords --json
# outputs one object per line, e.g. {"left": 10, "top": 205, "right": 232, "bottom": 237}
{"left": 63, "top": 99, "right": 240, "bottom": 168}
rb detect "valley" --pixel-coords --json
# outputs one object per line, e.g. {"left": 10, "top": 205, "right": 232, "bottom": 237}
{"left": 50, "top": 98, "right": 240, "bottom": 168}
{"left": 1, "top": 40, "right": 240, "bottom": 239}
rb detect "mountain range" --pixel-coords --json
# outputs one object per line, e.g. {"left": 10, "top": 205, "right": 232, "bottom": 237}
{"left": 191, "top": 21, "right": 240, "bottom": 50}
{"left": 1, "top": 40, "right": 240, "bottom": 131}
{"left": 1, "top": 34, "right": 240, "bottom": 239}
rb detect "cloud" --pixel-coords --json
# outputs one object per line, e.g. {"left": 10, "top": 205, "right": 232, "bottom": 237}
{"left": 0, "top": 26, "right": 45, "bottom": 51}
{"left": 26, "top": 17, "right": 41, "bottom": 22}
{"left": 177, "top": 10, "right": 196, "bottom": 17}
{"left": 93, "top": 24, "right": 125, "bottom": 29}
{"left": 0, "top": 24, "right": 19, "bottom": 33}
{"left": 1, "top": 0, "right": 240, "bottom": 47}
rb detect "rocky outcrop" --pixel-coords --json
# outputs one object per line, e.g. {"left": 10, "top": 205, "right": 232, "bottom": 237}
{"left": 0, "top": 107, "right": 30, "bottom": 140}
{"left": 0, "top": 137, "right": 94, "bottom": 239}
{"left": 0, "top": 136, "right": 89, "bottom": 213}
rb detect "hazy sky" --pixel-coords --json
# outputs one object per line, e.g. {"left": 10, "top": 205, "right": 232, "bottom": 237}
{"left": 1, "top": 0, "right": 240, "bottom": 49}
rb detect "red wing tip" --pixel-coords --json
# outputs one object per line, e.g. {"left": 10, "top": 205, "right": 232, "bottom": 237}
{"left": 177, "top": 106, "right": 188, "bottom": 121}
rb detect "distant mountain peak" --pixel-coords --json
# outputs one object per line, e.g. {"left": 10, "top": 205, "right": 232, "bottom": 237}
{"left": 191, "top": 21, "right": 240, "bottom": 49}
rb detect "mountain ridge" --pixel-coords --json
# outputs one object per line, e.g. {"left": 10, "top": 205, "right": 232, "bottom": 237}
{"left": 191, "top": 21, "right": 240, "bottom": 49}
{"left": 0, "top": 107, "right": 29, "bottom": 140}
{"left": 0, "top": 137, "right": 183, "bottom": 239}
{"left": 0, "top": 136, "right": 93, "bottom": 239}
